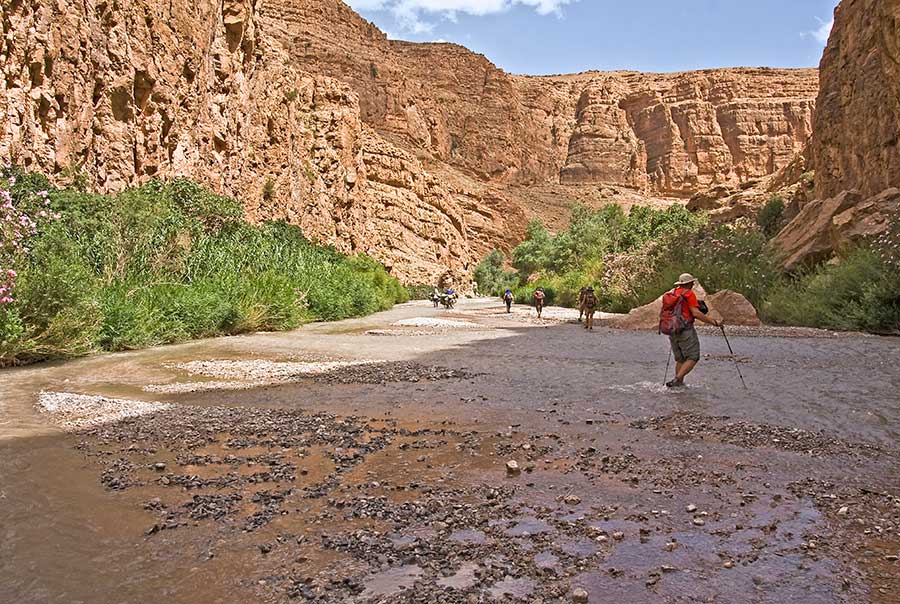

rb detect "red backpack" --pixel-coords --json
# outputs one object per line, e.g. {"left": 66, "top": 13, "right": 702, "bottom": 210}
{"left": 659, "top": 289, "right": 692, "bottom": 335}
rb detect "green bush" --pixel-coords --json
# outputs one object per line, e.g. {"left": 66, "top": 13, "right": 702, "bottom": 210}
{"left": 762, "top": 247, "right": 900, "bottom": 332}
{"left": 406, "top": 284, "right": 434, "bottom": 300}
{"left": 0, "top": 170, "right": 407, "bottom": 364}
{"left": 474, "top": 250, "right": 518, "bottom": 296}
{"left": 757, "top": 196, "right": 785, "bottom": 238}
{"left": 501, "top": 203, "right": 707, "bottom": 311}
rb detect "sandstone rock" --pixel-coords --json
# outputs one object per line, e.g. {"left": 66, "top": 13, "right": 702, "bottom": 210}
{"left": 706, "top": 290, "right": 762, "bottom": 327}
{"left": 0, "top": 0, "right": 820, "bottom": 284}
{"left": 687, "top": 185, "right": 739, "bottom": 212}
{"left": 0, "top": 0, "right": 523, "bottom": 284}
{"left": 775, "top": 0, "right": 900, "bottom": 269}
{"left": 609, "top": 283, "right": 708, "bottom": 331}
{"left": 774, "top": 191, "right": 862, "bottom": 270}
{"left": 812, "top": 0, "right": 900, "bottom": 201}
{"left": 288, "top": 1, "right": 816, "bottom": 195}
{"left": 506, "top": 461, "right": 521, "bottom": 476}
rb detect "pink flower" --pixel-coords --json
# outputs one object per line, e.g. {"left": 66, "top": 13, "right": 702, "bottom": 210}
{"left": 7, "top": 269, "right": 16, "bottom": 277}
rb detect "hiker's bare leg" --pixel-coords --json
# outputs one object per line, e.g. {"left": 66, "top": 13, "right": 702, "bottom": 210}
{"left": 675, "top": 360, "right": 697, "bottom": 380}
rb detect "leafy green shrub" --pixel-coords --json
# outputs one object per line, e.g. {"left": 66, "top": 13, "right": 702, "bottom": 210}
{"left": 0, "top": 168, "right": 407, "bottom": 364}
{"left": 757, "top": 196, "right": 785, "bottom": 238}
{"left": 474, "top": 250, "right": 518, "bottom": 296}
{"left": 763, "top": 246, "right": 900, "bottom": 332}
{"left": 405, "top": 284, "right": 434, "bottom": 300}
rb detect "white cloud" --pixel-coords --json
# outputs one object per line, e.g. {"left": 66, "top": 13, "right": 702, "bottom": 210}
{"left": 347, "top": 0, "right": 579, "bottom": 33}
{"left": 811, "top": 16, "right": 834, "bottom": 44}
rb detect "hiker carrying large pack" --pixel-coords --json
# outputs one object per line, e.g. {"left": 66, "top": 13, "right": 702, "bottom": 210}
{"left": 582, "top": 287, "right": 597, "bottom": 330}
{"left": 660, "top": 273, "right": 721, "bottom": 388}
{"left": 532, "top": 288, "right": 546, "bottom": 318}
{"left": 502, "top": 289, "right": 514, "bottom": 313}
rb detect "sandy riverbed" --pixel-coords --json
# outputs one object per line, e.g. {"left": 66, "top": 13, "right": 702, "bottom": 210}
{"left": 1, "top": 298, "right": 898, "bottom": 604}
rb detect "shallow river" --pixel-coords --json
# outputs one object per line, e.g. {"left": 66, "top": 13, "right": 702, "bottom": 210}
{"left": 2, "top": 299, "right": 898, "bottom": 603}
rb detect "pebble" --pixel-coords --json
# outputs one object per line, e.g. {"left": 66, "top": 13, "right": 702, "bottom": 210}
{"left": 506, "top": 460, "right": 521, "bottom": 476}
{"left": 563, "top": 495, "right": 581, "bottom": 506}
{"left": 572, "top": 588, "right": 589, "bottom": 603}
{"left": 686, "top": 503, "right": 697, "bottom": 513}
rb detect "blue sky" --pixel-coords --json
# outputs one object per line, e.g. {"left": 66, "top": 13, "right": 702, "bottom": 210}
{"left": 346, "top": 0, "right": 841, "bottom": 74}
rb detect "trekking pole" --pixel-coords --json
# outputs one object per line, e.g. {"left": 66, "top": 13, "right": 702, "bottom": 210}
{"left": 663, "top": 349, "right": 672, "bottom": 385}
{"left": 720, "top": 325, "right": 748, "bottom": 390}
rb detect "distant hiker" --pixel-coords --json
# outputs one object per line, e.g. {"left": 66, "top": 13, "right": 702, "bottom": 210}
{"left": 659, "top": 273, "right": 721, "bottom": 388}
{"left": 582, "top": 287, "right": 597, "bottom": 330}
{"left": 502, "top": 289, "right": 514, "bottom": 313}
{"left": 533, "top": 287, "right": 546, "bottom": 318}
{"left": 578, "top": 287, "right": 589, "bottom": 323}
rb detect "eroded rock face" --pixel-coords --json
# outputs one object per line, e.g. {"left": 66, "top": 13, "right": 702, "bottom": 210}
{"left": 289, "top": 0, "right": 818, "bottom": 196}
{"left": 0, "top": 0, "right": 818, "bottom": 283}
{"left": 776, "top": 189, "right": 900, "bottom": 271}
{"left": 776, "top": 0, "right": 900, "bottom": 269}
{"left": 0, "top": 0, "right": 528, "bottom": 283}
{"left": 812, "top": 0, "right": 900, "bottom": 201}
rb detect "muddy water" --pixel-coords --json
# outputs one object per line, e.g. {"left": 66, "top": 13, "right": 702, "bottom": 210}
{"left": 2, "top": 299, "right": 899, "bottom": 603}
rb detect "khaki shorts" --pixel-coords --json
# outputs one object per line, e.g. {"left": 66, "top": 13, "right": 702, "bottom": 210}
{"left": 670, "top": 326, "right": 700, "bottom": 362}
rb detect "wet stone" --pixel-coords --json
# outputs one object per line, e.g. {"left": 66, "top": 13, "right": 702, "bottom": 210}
{"left": 572, "top": 587, "right": 589, "bottom": 603}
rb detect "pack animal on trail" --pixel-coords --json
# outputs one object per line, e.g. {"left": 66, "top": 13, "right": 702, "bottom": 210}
{"left": 440, "top": 289, "right": 458, "bottom": 309}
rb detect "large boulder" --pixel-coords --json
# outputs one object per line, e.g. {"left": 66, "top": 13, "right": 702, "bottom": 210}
{"left": 773, "top": 188, "right": 900, "bottom": 270}
{"left": 609, "top": 283, "right": 708, "bottom": 331}
{"left": 706, "top": 290, "right": 761, "bottom": 326}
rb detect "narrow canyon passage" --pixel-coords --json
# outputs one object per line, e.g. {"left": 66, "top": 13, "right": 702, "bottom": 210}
{"left": 1, "top": 299, "right": 898, "bottom": 604}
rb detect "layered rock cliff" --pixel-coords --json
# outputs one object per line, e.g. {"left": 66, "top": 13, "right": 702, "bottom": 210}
{"left": 776, "top": 0, "right": 900, "bottom": 269}
{"left": 284, "top": 0, "right": 818, "bottom": 196}
{"left": 0, "top": 0, "right": 527, "bottom": 283}
{"left": 812, "top": 0, "right": 900, "bottom": 200}
{"left": 0, "top": 0, "right": 820, "bottom": 282}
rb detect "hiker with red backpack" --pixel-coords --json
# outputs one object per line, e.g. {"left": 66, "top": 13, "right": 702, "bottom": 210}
{"left": 659, "top": 273, "right": 721, "bottom": 388}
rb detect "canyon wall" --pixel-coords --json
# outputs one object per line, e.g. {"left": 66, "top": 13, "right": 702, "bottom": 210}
{"left": 0, "top": 0, "right": 820, "bottom": 282}
{"left": 811, "top": 0, "right": 900, "bottom": 200}
{"left": 776, "top": 0, "right": 900, "bottom": 269}
{"left": 283, "top": 0, "right": 818, "bottom": 196}
{"left": 0, "top": 0, "right": 527, "bottom": 283}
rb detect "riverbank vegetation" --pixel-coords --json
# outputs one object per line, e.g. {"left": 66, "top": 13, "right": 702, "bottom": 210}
{"left": 476, "top": 202, "right": 900, "bottom": 333}
{"left": 0, "top": 165, "right": 406, "bottom": 365}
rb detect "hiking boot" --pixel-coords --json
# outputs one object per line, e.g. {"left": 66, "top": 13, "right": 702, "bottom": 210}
{"left": 666, "top": 378, "right": 685, "bottom": 388}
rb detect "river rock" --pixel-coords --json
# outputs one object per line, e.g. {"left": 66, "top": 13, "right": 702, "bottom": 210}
{"left": 706, "top": 290, "right": 762, "bottom": 326}
{"left": 572, "top": 588, "right": 589, "bottom": 603}
{"left": 608, "top": 283, "right": 707, "bottom": 331}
